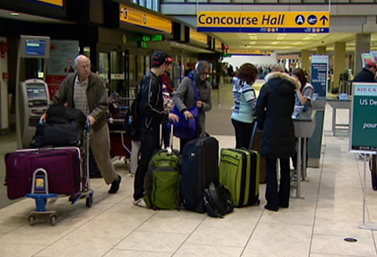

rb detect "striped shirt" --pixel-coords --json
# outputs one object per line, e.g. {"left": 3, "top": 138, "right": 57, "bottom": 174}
{"left": 73, "top": 76, "right": 89, "bottom": 116}
{"left": 231, "top": 80, "right": 256, "bottom": 123}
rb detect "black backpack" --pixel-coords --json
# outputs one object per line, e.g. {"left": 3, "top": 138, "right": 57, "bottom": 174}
{"left": 203, "top": 183, "right": 234, "bottom": 218}
{"left": 125, "top": 78, "right": 144, "bottom": 140}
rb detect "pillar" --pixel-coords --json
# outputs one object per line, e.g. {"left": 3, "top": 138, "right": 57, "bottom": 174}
{"left": 354, "top": 33, "right": 371, "bottom": 75}
{"left": 301, "top": 50, "right": 310, "bottom": 76}
{"left": 317, "top": 46, "right": 326, "bottom": 55}
{"left": 333, "top": 42, "right": 346, "bottom": 92}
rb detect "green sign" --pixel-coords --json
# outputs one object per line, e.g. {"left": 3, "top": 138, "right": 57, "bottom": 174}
{"left": 152, "top": 35, "right": 163, "bottom": 41}
{"left": 142, "top": 35, "right": 151, "bottom": 42}
{"left": 350, "top": 83, "right": 377, "bottom": 152}
{"left": 140, "top": 42, "right": 148, "bottom": 48}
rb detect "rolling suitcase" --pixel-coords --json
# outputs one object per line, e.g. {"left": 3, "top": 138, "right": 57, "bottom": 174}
{"left": 180, "top": 134, "right": 219, "bottom": 213}
{"left": 219, "top": 122, "right": 260, "bottom": 207}
{"left": 5, "top": 147, "right": 82, "bottom": 200}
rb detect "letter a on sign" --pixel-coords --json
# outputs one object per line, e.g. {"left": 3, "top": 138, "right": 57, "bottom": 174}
{"left": 296, "top": 15, "right": 305, "bottom": 25}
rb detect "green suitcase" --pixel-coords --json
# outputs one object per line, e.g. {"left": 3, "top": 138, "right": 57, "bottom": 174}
{"left": 219, "top": 148, "right": 260, "bottom": 207}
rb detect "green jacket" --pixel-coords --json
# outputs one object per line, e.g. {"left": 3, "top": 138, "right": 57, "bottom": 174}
{"left": 52, "top": 73, "right": 109, "bottom": 132}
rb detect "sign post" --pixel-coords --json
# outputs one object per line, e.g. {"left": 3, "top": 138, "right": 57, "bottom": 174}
{"left": 351, "top": 83, "right": 377, "bottom": 230}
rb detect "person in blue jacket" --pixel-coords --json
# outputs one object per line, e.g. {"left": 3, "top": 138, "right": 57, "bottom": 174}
{"left": 231, "top": 63, "right": 258, "bottom": 149}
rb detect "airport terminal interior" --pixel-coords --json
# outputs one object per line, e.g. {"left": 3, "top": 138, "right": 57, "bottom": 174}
{"left": 0, "top": 0, "right": 377, "bottom": 257}
{"left": 0, "top": 81, "right": 376, "bottom": 257}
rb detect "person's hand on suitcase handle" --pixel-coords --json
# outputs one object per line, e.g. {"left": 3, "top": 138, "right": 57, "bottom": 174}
{"left": 183, "top": 110, "right": 194, "bottom": 120}
{"left": 39, "top": 113, "right": 47, "bottom": 124}
{"left": 168, "top": 113, "right": 179, "bottom": 123}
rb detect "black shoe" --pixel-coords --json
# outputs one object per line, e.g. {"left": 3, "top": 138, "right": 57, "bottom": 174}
{"left": 264, "top": 204, "right": 278, "bottom": 212}
{"left": 108, "top": 175, "right": 122, "bottom": 194}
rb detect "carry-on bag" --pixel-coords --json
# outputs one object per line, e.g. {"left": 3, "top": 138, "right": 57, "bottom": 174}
{"left": 5, "top": 147, "right": 82, "bottom": 200}
{"left": 219, "top": 122, "right": 260, "bottom": 207}
{"left": 180, "top": 134, "right": 219, "bottom": 213}
{"left": 203, "top": 182, "right": 234, "bottom": 218}
{"left": 144, "top": 124, "right": 181, "bottom": 210}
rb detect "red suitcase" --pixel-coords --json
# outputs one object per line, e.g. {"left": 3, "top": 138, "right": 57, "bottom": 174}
{"left": 5, "top": 147, "right": 82, "bottom": 200}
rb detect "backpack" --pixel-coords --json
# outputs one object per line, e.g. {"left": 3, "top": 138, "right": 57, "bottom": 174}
{"left": 125, "top": 80, "right": 143, "bottom": 140}
{"left": 144, "top": 148, "right": 181, "bottom": 210}
{"left": 203, "top": 183, "right": 234, "bottom": 218}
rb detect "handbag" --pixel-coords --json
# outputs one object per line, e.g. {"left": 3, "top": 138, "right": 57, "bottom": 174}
{"left": 170, "top": 77, "right": 200, "bottom": 140}
{"left": 203, "top": 183, "right": 234, "bottom": 218}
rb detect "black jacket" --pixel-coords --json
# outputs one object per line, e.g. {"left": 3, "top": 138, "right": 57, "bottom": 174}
{"left": 139, "top": 71, "right": 168, "bottom": 133}
{"left": 256, "top": 72, "right": 300, "bottom": 159}
{"left": 353, "top": 68, "right": 375, "bottom": 83}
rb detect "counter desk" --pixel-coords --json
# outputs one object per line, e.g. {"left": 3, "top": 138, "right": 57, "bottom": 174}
{"left": 292, "top": 110, "right": 316, "bottom": 198}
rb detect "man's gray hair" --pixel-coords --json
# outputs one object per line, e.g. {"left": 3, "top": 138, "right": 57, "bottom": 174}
{"left": 74, "top": 54, "right": 90, "bottom": 66}
{"left": 195, "top": 60, "right": 210, "bottom": 75}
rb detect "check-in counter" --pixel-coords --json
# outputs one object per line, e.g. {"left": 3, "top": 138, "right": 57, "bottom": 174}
{"left": 292, "top": 110, "right": 316, "bottom": 198}
{"left": 308, "top": 99, "right": 326, "bottom": 168}
{"left": 326, "top": 96, "right": 351, "bottom": 136}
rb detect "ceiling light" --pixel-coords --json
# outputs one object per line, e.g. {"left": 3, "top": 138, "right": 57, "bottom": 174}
{"left": 277, "top": 34, "right": 287, "bottom": 36}
{"left": 10, "top": 12, "right": 19, "bottom": 16}
{"left": 248, "top": 36, "right": 258, "bottom": 40}
{"left": 271, "top": 42, "right": 279, "bottom": 45}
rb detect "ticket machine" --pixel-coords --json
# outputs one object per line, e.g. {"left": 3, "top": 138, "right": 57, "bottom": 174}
{"left": 16, "top": 35, "right": 50, "bottom": 148}
{"left": 17, "top": 79, "right": 50, "bottom": 148}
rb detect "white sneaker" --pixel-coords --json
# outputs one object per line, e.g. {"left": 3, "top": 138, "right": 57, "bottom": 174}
{"left": 133, "top": 198, "right": 147, "bottom": 208}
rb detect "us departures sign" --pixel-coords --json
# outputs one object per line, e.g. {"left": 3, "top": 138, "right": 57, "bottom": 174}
{"left": 197, "top": 11, "right": 330, "bottom": 33}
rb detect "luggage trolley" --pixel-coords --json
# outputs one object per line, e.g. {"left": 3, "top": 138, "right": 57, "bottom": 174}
{"left": 5, "top": 123, "right": 94, "bottom": 226}
{"left": 108, "top": 106, "right": 132, "bottom": 162}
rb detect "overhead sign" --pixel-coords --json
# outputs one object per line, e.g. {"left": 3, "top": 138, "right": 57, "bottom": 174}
{"left": 350, "top": 83, "right": 377, "bottom": 152}
{"left": 36, "top": 0, "right": 63, "bottom": 7}
{"left": 227, "top": 50, "right": 271, "bottom": 56}
{"left": 197, "top": 11, "right": 329, "bottom": 33}
{"left": 120, "top": 5, "right": 172, "bottom": 33}
{"left": 190, "top": 28, "right": 208, "bottom": 45}
{"left": 311, "top": 55, "right": 329, "bottom": 97}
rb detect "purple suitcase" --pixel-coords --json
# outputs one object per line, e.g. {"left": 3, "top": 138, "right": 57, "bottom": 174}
{"left": 5, "top": 147, "right": 82, "bottom": 200}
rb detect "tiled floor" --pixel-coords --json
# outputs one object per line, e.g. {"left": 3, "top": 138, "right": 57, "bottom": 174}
{"left": 1, "top": 82, "right": 377, "bottom": 257}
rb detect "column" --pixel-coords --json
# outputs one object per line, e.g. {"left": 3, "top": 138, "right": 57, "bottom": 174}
{"left": 354, "top": 33, "right": 371, "bottom": 75}
{"left": 301, "top": 50, "right": 310, "bottom": 75}
{"left": 333, "top": 42, "right": 346, "bottom": 92}
{"left": 317, "top": 46, "right": 326, "bottom": 55}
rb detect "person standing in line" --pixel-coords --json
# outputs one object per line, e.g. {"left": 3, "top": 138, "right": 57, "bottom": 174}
{"left": 161, "top": 56, "right": 175, "bottom": 148}
{"left": 41, "top": 54, "right": 122, "bottom": 194}
{"left": 353, "top": 61, "right": 377, "bottom": 82}
{"left": 173, "top": 60, "right": 212, "bottom": 152}
{"left": 255, "top": 68, "right": 300, "bottom": 211}
{"left": 231, "top": 63, "right": 258, "bottom": 149}
{"left": 133, "top": 51, "right": 179, "bottom": 207}
{"left": 291, "top": 68, "right": 314, "bottom": 171}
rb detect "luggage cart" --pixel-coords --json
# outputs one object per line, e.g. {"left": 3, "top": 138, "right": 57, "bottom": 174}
{"left": 6, "top": 124, "right": 94, "bottom": 226}
{"left": 108, "top": 106, "right": 132, "bottom": 161}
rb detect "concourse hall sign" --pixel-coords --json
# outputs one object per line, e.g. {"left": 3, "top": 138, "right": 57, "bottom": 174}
{"left": 197, "top": 11, "right": 330, "bottom": 33}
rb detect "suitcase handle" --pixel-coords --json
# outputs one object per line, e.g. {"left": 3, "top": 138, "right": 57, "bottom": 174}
{"left": 248, "top": 120, "right": 258, "bottom": 150}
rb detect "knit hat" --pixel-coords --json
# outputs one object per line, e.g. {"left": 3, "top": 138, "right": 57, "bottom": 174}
{"left": 151, "top": 51, "right": 169, "bottom": 67}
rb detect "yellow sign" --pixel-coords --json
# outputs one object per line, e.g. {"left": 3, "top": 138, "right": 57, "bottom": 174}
{"left": 120, "top": 5, "right": 172, "bottom": 34}
{"left": 227, "top": 50, "right": 271, "bottom": 56}
{"left": 36, "top": 0, "right": 63, "bottom": 7}
{"left": 197, "top": 11, "right": 330, "bottom": 33}
{"left": 190, "top": 28, "right": 208, "bottom": 44}
{"left": 215, "top": 39, "right": 222, "bottom": 50}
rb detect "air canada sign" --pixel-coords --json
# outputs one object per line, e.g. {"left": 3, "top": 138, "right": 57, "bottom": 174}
{"left": 197, "top": 11, "right": 330, "bottom": 33}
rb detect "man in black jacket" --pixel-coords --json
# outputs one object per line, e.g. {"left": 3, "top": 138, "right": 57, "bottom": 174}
{"left": 133, "top": 51, "right": 179, "bottom": 207}
{"left": 353, "top": 61, "right": 377, "bottom": 82}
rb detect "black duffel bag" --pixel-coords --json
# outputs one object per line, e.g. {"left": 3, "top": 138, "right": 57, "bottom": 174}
{"left": 31, "top": 105, "right": 87, "bottom": 147}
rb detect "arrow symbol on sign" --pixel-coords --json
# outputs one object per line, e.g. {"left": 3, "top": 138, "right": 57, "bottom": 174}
{"left": 320, "top": 15, "right": 328, "bottom": 25}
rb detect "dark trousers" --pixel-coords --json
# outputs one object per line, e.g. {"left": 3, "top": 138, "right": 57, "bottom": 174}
{"left": 265, "top": 158, "right": 291, "bottom": 209}
{"left": 133, "top": 131, "right": 160, "bottom": 200}
{"left": 231, "top": 119, "right": 254, "bottom": 149}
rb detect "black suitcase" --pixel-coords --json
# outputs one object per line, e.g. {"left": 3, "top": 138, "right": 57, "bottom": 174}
{"left": 370, "top": 155, "right": 377, "bottom": 190}
{"left": 180, "top": 134, "right": 219, "bottom": 213}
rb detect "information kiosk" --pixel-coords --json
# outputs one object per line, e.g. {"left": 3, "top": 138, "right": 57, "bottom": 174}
{"left": 16, "top": 35, "right": 50, "bottom": 148}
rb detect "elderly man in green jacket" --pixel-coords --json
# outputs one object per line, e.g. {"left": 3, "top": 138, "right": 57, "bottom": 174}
{"left": 41, "top": 54, "right": 121, "bottom": 194}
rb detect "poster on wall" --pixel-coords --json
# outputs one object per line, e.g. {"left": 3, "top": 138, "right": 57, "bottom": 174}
{"left": 311, "top": 55, "right": 329, "bottom": 97}
{"left": 350, "top": 83, "right": 377, "bottom": 152}
{"left": 370, "top": 51, "right": 377, "bottom": 63}
{"left": 46, "top": 40, "right": 79, "bottom": 99}
{"left": 361, "top": 53, "right": 373, "bottom": 67}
